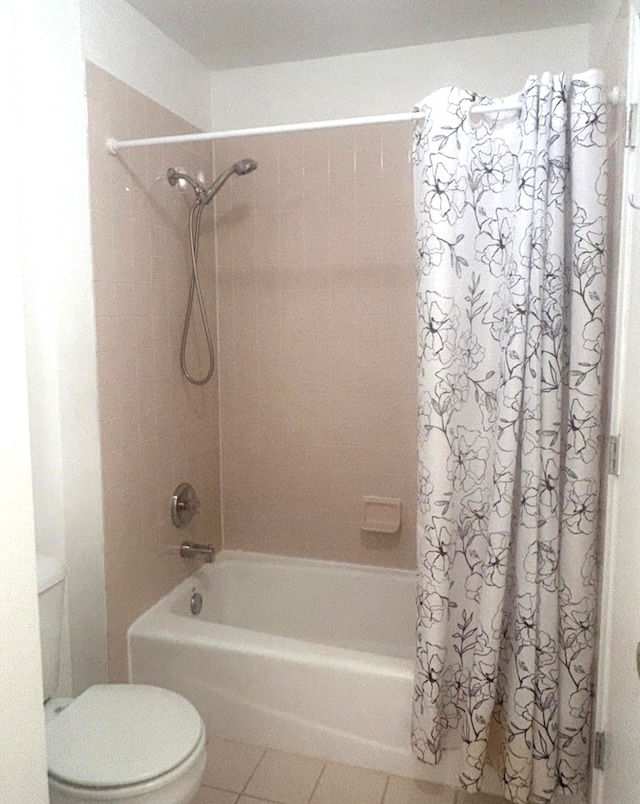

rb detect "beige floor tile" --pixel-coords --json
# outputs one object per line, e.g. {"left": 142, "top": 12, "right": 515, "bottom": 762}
{"left": 383, "top": 775, "right": 456, "bottom": 804}
{"left": 310, "top": 762, "right": 388, "bottom": 804}
{"left": 202, "top": 737, "right": 266, "bottom": 793}
{"left": 193, "top": 785, "right": 239, "bottom": 804}
{"left": 454, "top": 793, "right": 508, "bottom": 803}
{"left": 243, "top": 748, "right": 325, "bottom": 804}
{"left": 237, "top": 798, "right": 277, "bottom": 804}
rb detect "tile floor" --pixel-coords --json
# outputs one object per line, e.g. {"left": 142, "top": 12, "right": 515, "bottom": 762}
{"left": 193, "top": 737, "right": 508, "bottom": 804}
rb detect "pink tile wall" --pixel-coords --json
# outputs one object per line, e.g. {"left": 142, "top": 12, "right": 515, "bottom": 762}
{"left": 215, "top": 124, "right": 417, "bottom": 568}
{"left": 85, "top": 63, "right": 222, "bottom": 681}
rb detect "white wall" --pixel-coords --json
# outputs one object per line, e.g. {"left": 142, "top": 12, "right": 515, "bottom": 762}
{"left": 0, "top": 225, "right": 50, "bottom": 803}
{"left": 590, "top": 0, "right": 627, "bottom": 65}
{"left": 0, "top": 2, "right": 50, "bottom": 798}
{"left": 80, "top": 0, "right": 212, "bottom": 130}
{"left": 14, "top": 0, "right": 213, "bottom": 702}
{"left": 0, "top": 246, "right": 49, "bottom": 804}
{"left": 210, "top": 24, "right": 591, "bottom": 129}
{"left": 16, "top": 0, "right": 107, "bottom": 695}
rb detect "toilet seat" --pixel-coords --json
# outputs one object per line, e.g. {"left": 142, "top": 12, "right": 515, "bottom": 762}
{"left": 47, "top": 685, "right": 204, "bottom": 790}
{"left": 48, "top": 733, "right": 206, "bottom": 804}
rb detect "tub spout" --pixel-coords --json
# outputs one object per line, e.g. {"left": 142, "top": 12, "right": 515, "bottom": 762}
{"left": 180, "top": 541, "right": 215, "bottom": 563}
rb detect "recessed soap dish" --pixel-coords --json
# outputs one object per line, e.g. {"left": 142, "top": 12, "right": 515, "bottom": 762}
{"left": 360, "top": 496, "right": 402, "bottom": 534}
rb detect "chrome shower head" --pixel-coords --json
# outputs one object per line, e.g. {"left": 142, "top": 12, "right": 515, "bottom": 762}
{"left": 201, "top": 157, "right": 258, "bottom": 205}
{"left": 167, "top": 160, "right": 258, "bottom": 205}
{"left": 233, "top": 158, "right": 258, "bottom": 176}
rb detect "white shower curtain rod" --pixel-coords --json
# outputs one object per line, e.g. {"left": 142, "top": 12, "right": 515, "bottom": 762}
{"left": 106, "top": 111, "right": 424, "bottom": 154}
{"left": 105, "top": 99, "right": 524, "bottom": 154}
{"left": 106, "top": 85, "right": 623, "bottom": 155}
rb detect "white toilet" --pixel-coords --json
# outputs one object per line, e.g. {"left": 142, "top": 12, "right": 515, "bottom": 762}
{"left": 37, "top": 554, "right": 206, "bottom": 804}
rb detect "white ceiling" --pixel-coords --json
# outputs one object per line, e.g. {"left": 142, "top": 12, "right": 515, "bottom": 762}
{"left": 125, "top": 0, "right": 597, "bottom": 71}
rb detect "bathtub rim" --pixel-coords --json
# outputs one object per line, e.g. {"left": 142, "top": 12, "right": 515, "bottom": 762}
{"left": 198, "top": 549, "right": 418, "bottom": 580}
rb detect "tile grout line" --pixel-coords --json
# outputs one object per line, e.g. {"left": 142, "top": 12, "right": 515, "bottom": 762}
{"left": 305, "top": 759, "right": 327, "bottom": 803}
{"left": 238, "top": 744, "right": 269, "bottom": 797}
{"left": 380, "top": 773, "right": 391, "bottom": 804}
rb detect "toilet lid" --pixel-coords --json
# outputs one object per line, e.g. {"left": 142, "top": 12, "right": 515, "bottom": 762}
{"left": 47, "top": 685, "right": 203, "bottom": 788}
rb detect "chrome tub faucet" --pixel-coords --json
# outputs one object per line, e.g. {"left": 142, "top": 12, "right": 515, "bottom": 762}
{"left": 180, "top": 541, "right": 215, "bottom": 563}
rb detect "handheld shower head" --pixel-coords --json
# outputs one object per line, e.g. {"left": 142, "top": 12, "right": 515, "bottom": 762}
{"left": 167, "top": 159, "right": 258, "bottom": 206}
{"left": 167, "top": 156, "right": 259, "bottom": 387}
{"left": 201, "top": 157, "right": 258, "bottom": 205}
{"left": 233, "top": 159, "right": 258, "bottom": 176}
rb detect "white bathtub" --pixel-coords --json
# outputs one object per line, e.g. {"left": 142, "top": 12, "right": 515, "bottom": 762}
{"left": 127, "top": 550, "right": 497, "bottom": 786}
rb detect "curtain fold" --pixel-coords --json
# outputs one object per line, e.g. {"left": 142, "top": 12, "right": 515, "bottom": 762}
{"left": 412, "top": 71, "right": 607, "bottom": 804}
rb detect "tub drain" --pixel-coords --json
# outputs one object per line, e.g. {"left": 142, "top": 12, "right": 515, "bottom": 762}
{"left": 190, "top": 590, "right": 203, "bottom": 616}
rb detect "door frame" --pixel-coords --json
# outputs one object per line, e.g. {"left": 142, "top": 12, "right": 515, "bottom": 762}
{"left": 591, "top": 7, "right": 640, "bottom": 803}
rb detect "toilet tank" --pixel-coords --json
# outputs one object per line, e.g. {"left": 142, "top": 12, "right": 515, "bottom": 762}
{"left": 36, "top": 554, "right": 66, "bottom": 701}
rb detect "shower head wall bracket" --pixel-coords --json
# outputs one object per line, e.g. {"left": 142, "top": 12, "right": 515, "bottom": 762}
{"left": 167, "top": 168, "right": 208, "bottom": 202}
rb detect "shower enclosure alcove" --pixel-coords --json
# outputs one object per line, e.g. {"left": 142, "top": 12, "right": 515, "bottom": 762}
{"left": 87, "top": 61, "right": 417, "bottom": 685}
{"left": 85, "top": 8, "right": 623, "bottom": 801}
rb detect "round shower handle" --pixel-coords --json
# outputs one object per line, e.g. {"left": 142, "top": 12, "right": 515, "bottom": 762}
{"left": 171, "top": 483, "right": 200, "bottom": 528}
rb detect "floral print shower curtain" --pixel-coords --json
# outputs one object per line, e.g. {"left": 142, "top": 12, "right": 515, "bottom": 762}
{"left": 412, "top": 71, "right": 607, "bottom": 804}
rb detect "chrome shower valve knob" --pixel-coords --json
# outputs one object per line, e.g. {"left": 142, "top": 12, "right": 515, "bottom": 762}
{"left": 171, "top": 483, "right": 200, "bottom": 527}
